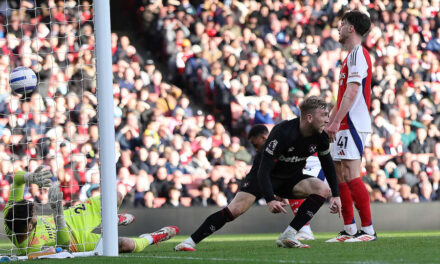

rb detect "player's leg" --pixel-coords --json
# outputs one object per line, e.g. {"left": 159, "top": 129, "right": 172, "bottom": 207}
{"left": 326, "top": 130, "right": 358, "bottom": 242}
{"left": 341, "top": 159, "right": 376, "bottom": 242}
{"left": 290, "top": 178, "right": 329, "bottom": 231}
{"left": 325, "top": 160, "right": 358, "bottom": 242}
{"left": 277, "top": 177, "right": 329, "bottom": 248}
{"left": 175, "top": 191, "right": 256, "bottom": 251}
{"left": 288, "top": 199, "right": 314, "bottom": 240}
{"left": 119, "top": 226, "right": 179, "bottom": 253}
{"left": 289, "top": 164, "right": 326, "bottom": 241}
{"left": 117, "top": 189, "right": 135, "bottom": 226}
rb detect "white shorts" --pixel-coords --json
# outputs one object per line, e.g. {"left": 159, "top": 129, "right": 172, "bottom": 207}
{"left": 302, "top": 156, "right": 326, "bottom": 182}
{"left": 330, "top": 129, "right": 369, "bottom": 161}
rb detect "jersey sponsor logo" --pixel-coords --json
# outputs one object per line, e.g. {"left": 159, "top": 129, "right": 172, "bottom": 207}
{"left": 309, "top": 145, "right": 317, "bottom": 153}
{"left": 265, "top": 139, "right": 278, "bottom": 155}
{"left": 41, "top": 218, "right": 56, "bottom": 241}
{"left": 278, "top": 155, "right": 308, "bottom": 163}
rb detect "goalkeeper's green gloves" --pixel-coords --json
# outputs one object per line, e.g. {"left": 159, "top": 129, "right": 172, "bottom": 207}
{"left": 49, "top": 182, "right": 65, "bottom": 228}
{"left": 49, "top": 182, "right": 70, "bottom": 247}
{"left": 24, "top": 165, "right": 52, "bottom": 187}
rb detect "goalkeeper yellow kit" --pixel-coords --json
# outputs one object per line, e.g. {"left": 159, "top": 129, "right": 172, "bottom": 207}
{"left": 4, "top": 171, "right": 102, "bottom": 254}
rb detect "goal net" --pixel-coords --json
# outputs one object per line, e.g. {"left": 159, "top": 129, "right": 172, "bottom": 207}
{"left": 0, "top": 0, "right": 117, "bottom": 258}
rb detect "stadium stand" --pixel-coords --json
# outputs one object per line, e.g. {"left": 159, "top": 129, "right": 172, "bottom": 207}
{"left": 0, "top": 0, "right": 439, "bottom": 210}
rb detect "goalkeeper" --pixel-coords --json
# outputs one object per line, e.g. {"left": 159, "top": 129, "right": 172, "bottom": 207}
{"left": 4, "top": 166, "right": 178, "bottom": 255}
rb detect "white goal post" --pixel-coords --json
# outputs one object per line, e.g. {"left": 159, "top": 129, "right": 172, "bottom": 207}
{"left": 94, "top": 0, "right": 118, "bottom": 257}
{"left": 0, "top": 0, "right": 118, "bottom": 258}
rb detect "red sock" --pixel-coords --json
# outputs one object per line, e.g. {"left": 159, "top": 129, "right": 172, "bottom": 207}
{"left": 339, "top": 182, "right": 355, "bottom": 225}
{"left": 288, "top": 199, "right": 309, "bottom": 226}
{"left": 347, "top": 177, "right": 372, "bottom": 227}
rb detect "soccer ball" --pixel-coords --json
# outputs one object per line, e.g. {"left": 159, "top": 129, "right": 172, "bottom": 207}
{"left": 9, "top": 66, "right": 37, "bottom": 95}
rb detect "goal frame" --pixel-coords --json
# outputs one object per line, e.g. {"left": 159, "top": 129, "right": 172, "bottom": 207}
{"left": 93, "top": 0, "right": 119, "bottom": 257}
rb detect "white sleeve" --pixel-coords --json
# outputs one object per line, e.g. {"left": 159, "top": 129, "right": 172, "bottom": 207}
{"left": 347, "top": 47, "right": 368, "bottom": 85}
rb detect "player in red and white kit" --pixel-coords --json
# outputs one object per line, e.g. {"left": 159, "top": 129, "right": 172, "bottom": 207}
{"left": 325, "top": 10, "right": 377, "bottom": 242}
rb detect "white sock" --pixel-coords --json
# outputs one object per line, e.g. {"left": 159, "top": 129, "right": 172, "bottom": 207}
{"left": 361, "top": 225, "right": 375, "bottom": 235}
{"left": 344, "top": 224, "right": 357, "bottom": 236}
{"left": 283, "top": 226, "right": 297, "bottom": 236}
{"left": 142, "top": 234, "right": 154, "bottom": 245}
{"left": 299, "top": 225, "right": 312, "bottom": 234}
{"left": 183, "top": 237, "right": 196, "bottom": 247}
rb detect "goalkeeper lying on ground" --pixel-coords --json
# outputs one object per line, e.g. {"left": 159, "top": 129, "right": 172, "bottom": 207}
{"left": 4, "top": 166, "right": 178, "bottom": 255}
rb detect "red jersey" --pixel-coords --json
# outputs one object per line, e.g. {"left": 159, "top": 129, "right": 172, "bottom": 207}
{"left": 336, "top": 45, "right": 372, "bottom": 133}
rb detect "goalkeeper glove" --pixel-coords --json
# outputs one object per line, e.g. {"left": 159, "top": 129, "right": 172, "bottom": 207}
{"left": 49, "top": 183, "right": 66, "bottom": 229}
{"left": 24, "top": 165, "right": 52, "bottom": 188}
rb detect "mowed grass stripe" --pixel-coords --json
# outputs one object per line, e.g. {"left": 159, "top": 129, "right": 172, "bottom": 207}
{"left": 3, "top": 231, "right": 440, "bottom": 264}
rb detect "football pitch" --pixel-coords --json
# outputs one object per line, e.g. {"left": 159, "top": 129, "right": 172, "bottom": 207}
{"left": 9, "top": 231, "right": 440, "bottom": 264}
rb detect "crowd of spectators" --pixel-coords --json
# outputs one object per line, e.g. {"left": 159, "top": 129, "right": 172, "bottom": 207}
{"left": 133, "top": 0, "right": 440, "bottom": 205}
{"left": 0, "top": 0, "right": 438, "bottom": 212}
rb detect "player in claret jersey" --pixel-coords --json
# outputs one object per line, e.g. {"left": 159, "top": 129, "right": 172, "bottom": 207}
{"left": 175, "top": 96, "right": 341, "bottom": 251}
{"left": 325, "top": 10, "right": 377, "bottom": 243}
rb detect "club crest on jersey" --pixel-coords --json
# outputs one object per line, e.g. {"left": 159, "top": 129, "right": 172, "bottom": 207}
{"left": 266, "top": 139, "right": 278, "bottom": 155}
{"left": 309, "top": 145, "right": 317, "bottom": 153}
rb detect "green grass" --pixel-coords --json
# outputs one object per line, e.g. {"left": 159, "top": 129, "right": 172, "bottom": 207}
{"left": 3, "top": 231, "right": 440, "bottom": 263}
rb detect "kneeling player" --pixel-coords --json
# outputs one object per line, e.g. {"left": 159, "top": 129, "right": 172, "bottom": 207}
{"left": 283, "top": 156, "right": 327, "bottom": 241}
{"left": 4, "top": 166, "right": 178, "bottom": 255}
{"left": 175, "top": 96, "right": 341, "bottom": 251}
{"left": 249, "top": 125, "right": 323, "bottom": 241}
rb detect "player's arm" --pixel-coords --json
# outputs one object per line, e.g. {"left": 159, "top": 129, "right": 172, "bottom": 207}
{"left": 327, "top": 48, "right": 366, "bottom": 141}
{"left": 256, "top": 126, "right": 287, "bottom": 204}
{"left": 326, "top": 82, "right": 359, "bottom": 142}
{"left": 317, "top": 133, "right": 339, "bottom": 197}
{"left": 331, "top": 82, "right": 359, "bottom": 127}
{"left": 4, "top": 167, "right": 52, "bottom": 219}
{"left": 318, "top": 153, "right": 339, "bottom": 197}
{"left": 49, "top": 183, "right": 70, "bottom": 248}
{"left": 328, "top": 104, "right": 337, "bottom": 127}
{"left": 317, "top": 134, "right": 342, "bottom": 216}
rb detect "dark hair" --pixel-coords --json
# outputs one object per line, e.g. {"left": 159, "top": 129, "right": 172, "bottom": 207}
{"left": 342, "top": 10, "right": 371, "bottom": 36}
{"left": 299, "top": 96, "right": 328, "bottom": 118}
{"left": 248, "top": 124, "right": 269, "bottom": 139}
{"left": 5, "top": 200, "right": 34, "bottom": 235}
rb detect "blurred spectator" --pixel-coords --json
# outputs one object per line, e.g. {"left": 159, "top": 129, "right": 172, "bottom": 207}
{"left": 392, "top": 184, "right": 419, "bottom": 203}
{"left": 254, "top": 100, "right": 274, "bottom": 125}
{"left": 191, "top": 184, "right": 216, "bottom": 207}
{"left": 133, "top": 170, "right": 151, "bottom": 207}
{"left": 418, "top": 181, "right": 437, "bottom": 202}
{"left": 151, "top": 166, "right": 170, "bottom": 198}
{"left": 409, "top": 127, "right": 434, "bottom": 154}
{"left": 223, "top": 136, "right": 252, "bottom": 165}
{"left": 163, "top": 187, "right": 183, "bottom": 207}
{"left": 225, "top": 180, "right": 239, "bottom": 203}
{"left": 169, "top": 170, "right": 189, "bottom": 197}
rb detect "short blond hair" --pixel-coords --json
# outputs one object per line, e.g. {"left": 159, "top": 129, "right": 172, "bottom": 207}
{"left": 299, "top": 96, "right": 328, "bottom": 119}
